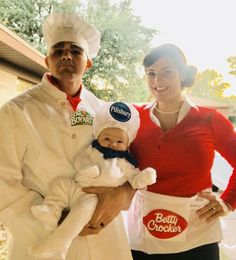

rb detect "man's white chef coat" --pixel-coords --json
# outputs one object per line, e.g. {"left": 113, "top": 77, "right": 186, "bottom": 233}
{"left": 0, "top": 74, "right": 132, "bottom": 260}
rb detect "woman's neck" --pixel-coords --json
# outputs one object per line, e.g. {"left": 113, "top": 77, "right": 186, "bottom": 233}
{"left": 157, "top": 99, "right": 183, "bottom": 113}
{"left": 154, "top": 97, "right": 184, "bottom": 131}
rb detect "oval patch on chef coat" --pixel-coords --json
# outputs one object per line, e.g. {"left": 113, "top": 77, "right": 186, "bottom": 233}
{"left": 143, "top": 209, "right": 188, "bottom": 239}
{"left": 70, "top": 110, "right": 93, "bottom": 126}
{"left": 109, "top": 102, "right": 131, "bottom": 122}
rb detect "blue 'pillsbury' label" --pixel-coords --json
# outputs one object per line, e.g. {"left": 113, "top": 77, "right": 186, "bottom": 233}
{"left": 109, "top": 102, "right": 131, "bottom": 122}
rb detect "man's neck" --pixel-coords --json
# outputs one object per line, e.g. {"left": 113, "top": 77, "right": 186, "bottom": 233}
{"left": 51, "top": 75, "right": 82, "bottom": 96}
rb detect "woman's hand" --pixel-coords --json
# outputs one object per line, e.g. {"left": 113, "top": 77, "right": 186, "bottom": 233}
{"left": 196, "top": 191, "right": 232, "bottom": 222}
{"left": 79, "top": 182, "right": 136, "bottom": 236}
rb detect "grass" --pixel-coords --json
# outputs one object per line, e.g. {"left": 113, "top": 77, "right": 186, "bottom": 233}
{"left": 0, "top": 238, "right": 232, "bottom": 260}
{"left": 0, "top": 241, "right": 7, "bottom": 260}
{"left": 220, "top": 250, "right": 230, "bottom": 260}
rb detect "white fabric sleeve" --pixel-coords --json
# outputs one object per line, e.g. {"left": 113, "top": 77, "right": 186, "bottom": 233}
{"left": 0, "top": 104, "right": 47, "bottom": 247}
{"left": 123, "top": 160, "right": 156, "bottom": 189}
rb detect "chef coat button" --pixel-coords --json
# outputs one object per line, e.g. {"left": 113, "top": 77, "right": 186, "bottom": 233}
{"left": 71, "top": 133, "right": 76, "bottom": 139}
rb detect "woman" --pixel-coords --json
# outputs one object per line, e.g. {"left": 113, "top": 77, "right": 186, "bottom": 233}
{"left": 127, "top": 44, "right": 236, "bottom": 260}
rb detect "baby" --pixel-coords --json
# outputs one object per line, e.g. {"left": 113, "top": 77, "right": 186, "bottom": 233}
{"left": 29, "top": 101, "right": 156, "bottom": 259}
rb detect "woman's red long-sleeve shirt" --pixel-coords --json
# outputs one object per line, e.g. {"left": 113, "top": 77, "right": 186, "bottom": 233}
{"left": 130, "top": 105, "right": 236, "bottom": 209}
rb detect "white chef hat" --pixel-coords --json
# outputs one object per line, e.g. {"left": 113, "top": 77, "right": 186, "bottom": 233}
{"left": 42, "top": 12, "right": 101, "bottom": 59}
{"left": 93, "top": 102, "right": 140, "bottom": 145}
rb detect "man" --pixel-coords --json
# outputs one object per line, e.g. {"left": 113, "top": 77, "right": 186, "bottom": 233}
{"left": 0, "top": 12, "right": 134, "bottom": 260}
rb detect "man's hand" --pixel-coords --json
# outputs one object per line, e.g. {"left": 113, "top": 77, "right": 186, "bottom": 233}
{"left": 80, "top": 182, "right": 136, "bottom": 236}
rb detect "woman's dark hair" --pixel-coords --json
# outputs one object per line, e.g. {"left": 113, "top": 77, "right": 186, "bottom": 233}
{"left": 143, "top": 44, "right": 197, "bottom": 87}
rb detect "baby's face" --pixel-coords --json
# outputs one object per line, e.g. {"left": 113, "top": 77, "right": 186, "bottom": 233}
{"left": 97, "top": 127, "right": 129, "bottom": 151}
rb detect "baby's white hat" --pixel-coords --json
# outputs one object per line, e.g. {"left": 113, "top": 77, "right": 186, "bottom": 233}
{"left": 42, "top": 12, "right": 101, "bottom": 59}
{"left": 93, "top": 102, "right": 140, "bottom": 145}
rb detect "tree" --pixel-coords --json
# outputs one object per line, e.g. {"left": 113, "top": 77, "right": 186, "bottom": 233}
{"left": 227, "top": 56, "right": 236, "bottom": 77}
{"left": 188, "top": 69, "right": 231, "bottom": 100}
{"left": 0, "top": 0, "right": 157, "bottom": 102}
{"left": 1, "top": 0, "right": 47, "bottom": 52}
{"left": 0, "top": 0, "right": 81, "bottom": 52}
{"left": 81, "top": 0, "right": 156, "bottom": 101}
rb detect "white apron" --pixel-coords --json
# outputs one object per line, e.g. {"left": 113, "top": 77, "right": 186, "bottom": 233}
{"left": 128, "top": 190, "right": 222, "bottom": 254}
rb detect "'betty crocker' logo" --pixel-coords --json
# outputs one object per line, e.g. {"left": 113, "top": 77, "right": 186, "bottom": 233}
{"left": 143, "top": 209, "right": 188, "bottom": 239}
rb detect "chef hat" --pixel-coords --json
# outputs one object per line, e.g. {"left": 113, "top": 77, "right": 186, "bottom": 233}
{"left": 42, "top": 12, "right": 101, "bottom": 59}
{"left": 93, "top": 102, "right": 140, "bottom": 145}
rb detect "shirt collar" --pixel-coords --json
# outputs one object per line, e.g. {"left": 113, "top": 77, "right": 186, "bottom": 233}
{"left": 147, "top": 96, "right": 198, "bottom": 126}
{"left": 67, "top": 90, "right": 82, "bottom": 111}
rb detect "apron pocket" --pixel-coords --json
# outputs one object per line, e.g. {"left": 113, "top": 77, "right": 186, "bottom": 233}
{"left": 131, "top": 191, "right": 194, "bottom": 242}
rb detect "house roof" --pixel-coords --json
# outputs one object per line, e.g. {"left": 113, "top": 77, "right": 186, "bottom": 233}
{"left": 0, "top": 23, "right": 47, "bottom": 77}
{"left": 189, "top": 95, "right": 231, "bottom": 109}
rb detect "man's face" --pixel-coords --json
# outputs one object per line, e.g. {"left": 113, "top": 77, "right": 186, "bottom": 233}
{"left": 45, "top": 42, "right": 91, "bottom": 81}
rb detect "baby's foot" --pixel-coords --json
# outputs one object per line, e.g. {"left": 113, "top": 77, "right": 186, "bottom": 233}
{"left": 31, "top": 205, "right": 58, "bottom": 231}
